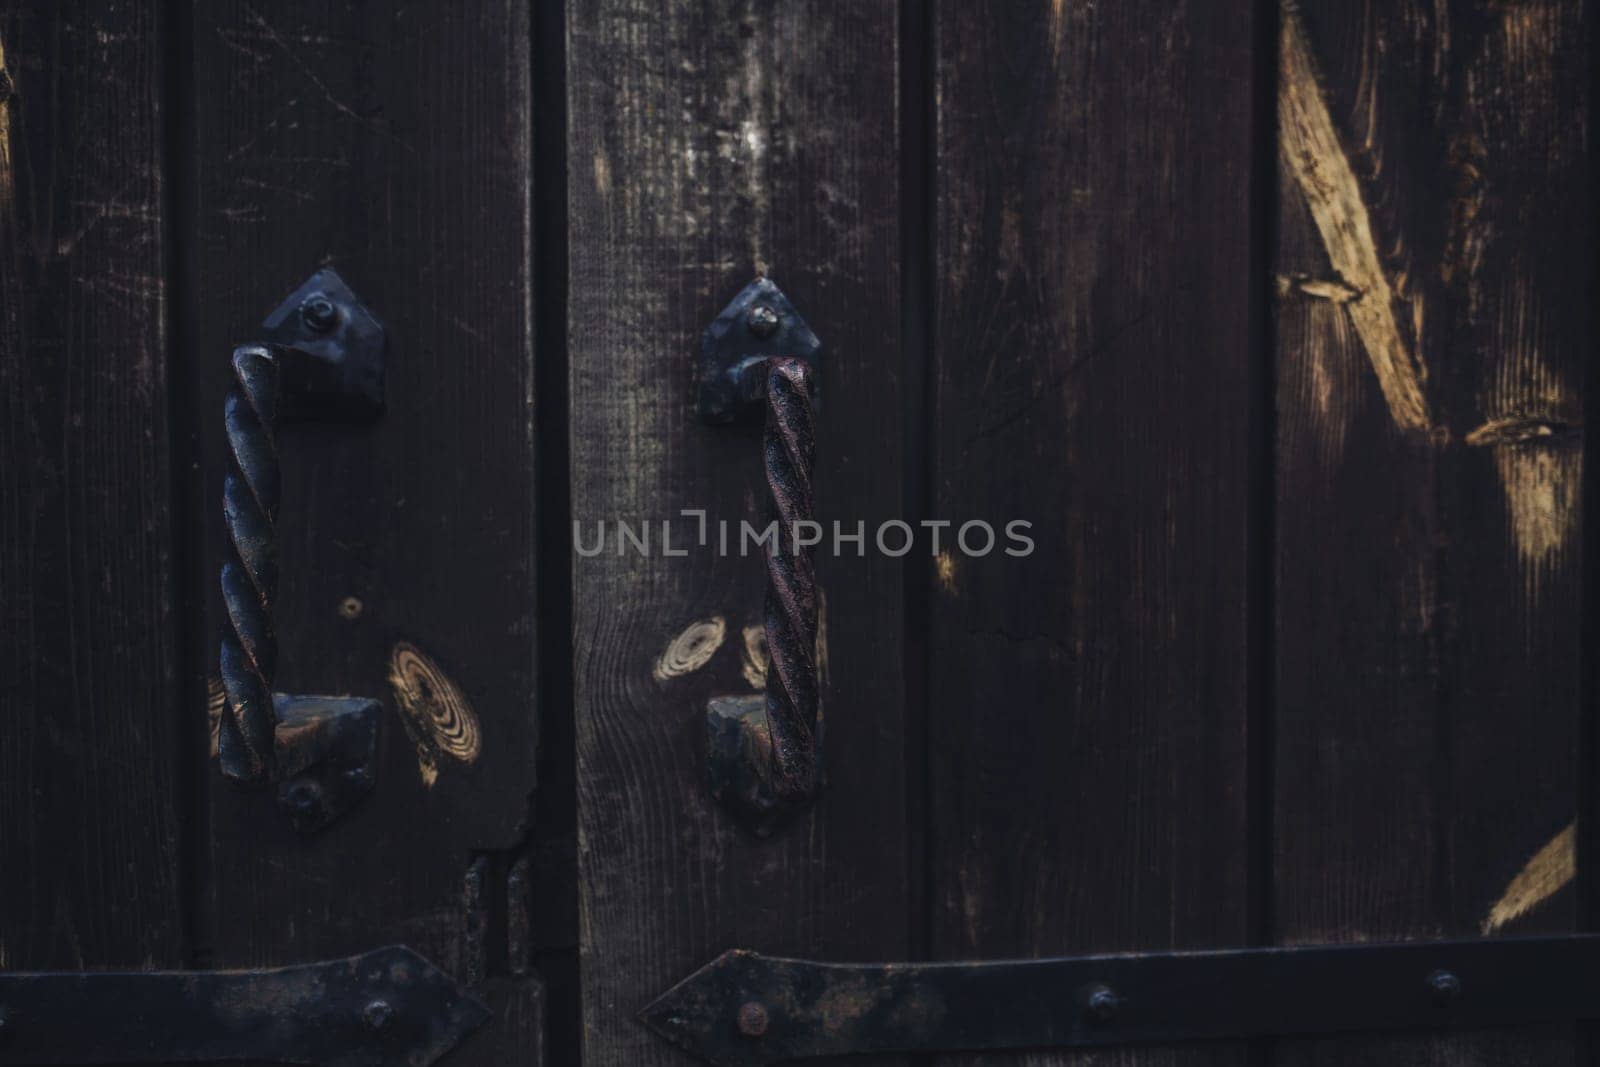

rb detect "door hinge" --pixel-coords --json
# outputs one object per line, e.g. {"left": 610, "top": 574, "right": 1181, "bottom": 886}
{"left": 0, "top": 947, "right": 488, "bottom": 1066}
{"left": 643, "top": 934, "right": 1600, "bottom": 1065}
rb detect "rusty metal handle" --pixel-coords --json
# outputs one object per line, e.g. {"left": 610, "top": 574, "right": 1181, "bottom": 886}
{"left": 757, "top": 358, "right": 819, "bottom": 803}
{"left": 214, "top": 269, "right": 386, "bottom": 831}
{"left": 219, "top": 345, "right": 282, "bottom": 781}
{"left": 698, "top": 278, "right": 826, "bottom": 836}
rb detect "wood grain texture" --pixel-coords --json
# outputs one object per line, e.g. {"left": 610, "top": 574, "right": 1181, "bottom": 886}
{"left": 0, "top": 1, "right": 183, "bottom": 971}
{"left": 1272, "top": 0, "right": 1587, "bottom": 1063}
{"left": 928, "top": 2, "right": 1254, "bottom": 1066}
{"left": 183, "top": 2, "right": 541, "bottom": 1059}
{"left": 567, "top": 2, "right": 906, "bottom": 1063}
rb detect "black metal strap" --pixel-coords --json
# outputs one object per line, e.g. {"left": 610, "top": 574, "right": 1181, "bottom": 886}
{"left": 0, "top": 947, "right": 487, "bottom": 1066}
{"left": 643, "top": 935, "right": 1600, "bottom": 1065}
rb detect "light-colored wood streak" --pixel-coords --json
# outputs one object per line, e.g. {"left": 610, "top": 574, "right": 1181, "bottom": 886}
{"left": 1471, "top": 304, "right": 1583, "bottom": 591}
{"left": 739, "top": 623, "right": 767, "bottom": 690}
{"left": 0, "top": 33, "right": 13, "bottom": 222}
{"left": 1484, "top": 822, "right": 1574, "bottom": 934}
{"left": 206, "top": 675, "right": 225, "bottom": 757}
{"left": 1278, "top": 4, "right": 1431, "bottom": 432}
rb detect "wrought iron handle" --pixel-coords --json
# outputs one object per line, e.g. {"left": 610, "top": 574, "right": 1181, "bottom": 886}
{"left": 218, "top": 344, "right": 283, "bottom": 781}
{"left": 217, "top": 269, "right": 385, "bottom": 831}
{"left": 755, "top": 358, "right": 819, "bottom": 802}
{"left": 698, "top": 279, "right": 824, "bottom": 836}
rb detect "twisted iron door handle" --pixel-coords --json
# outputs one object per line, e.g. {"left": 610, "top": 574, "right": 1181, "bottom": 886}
{"left": 755, "top": 358, "right": 819, "bottom": 804}
{"left": 218, "top": 344, "right": 282, "bottom": 780}
{"left": 217, "top": 269, "right": 386, "bottom": 831}
{"left": 699, "top": 279, "right": 824, "bottom": 836}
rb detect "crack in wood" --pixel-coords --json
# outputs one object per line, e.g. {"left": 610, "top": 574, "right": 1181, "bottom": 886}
{"left": 1278, "top": 2, "right": 1431, "bottom": 432}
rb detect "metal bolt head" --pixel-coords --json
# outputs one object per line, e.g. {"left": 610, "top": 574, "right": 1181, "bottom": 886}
{"left": 1084, "top": 984, "right": 1119, "bottom": 1024}
{"left": 1429, "top": 969, "right": 1461, "bottom": 1006}
{"left": 746, "top": 304, "right": 780, "bottom": 339}
{"left": 300, "top": 293, "right": 340, "bottom": 334}
{"left": 362, "top": 998, "right": 395, "bottom": 1032}
{"left": 284, "top": 780, "right": 324, "bottom": 816}
{"left": 735, "top": 1000, "right": 769, "bottom": 1038}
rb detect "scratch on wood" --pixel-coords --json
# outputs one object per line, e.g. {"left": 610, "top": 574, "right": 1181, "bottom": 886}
{"left": 1278, "top": 3, "right": 1431, "bottom": 432}
{"left": 935, "top": 550, "right": 959, "bottom": 595}
{"left": 816, "top": 588, "right": 830, "bottom": 692}
{"left": 652, "top": 615, "right": 726, "bottom": 683}
{"left": 1484, "top": 822, "right": 1573, "bottom": 934}
{"left": 0, "top": 32, "right": 14, "bottom": 223}
{"left": 388, "top": 641, "right": 483, "bottom": 788}
{"left": 462, "top": 855, "right": 489, "bottom": 988}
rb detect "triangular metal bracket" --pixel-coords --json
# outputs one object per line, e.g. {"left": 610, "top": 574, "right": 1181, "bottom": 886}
{"left": 697, "top": 277, "right": 823, "bottom": 423}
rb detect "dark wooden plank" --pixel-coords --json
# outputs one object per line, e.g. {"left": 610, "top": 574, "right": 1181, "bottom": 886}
{"left": 927, "top": 3, "right": 1255, "bottom": 1067}
{"left": 1272, "top": 0, "right": 1587, "bottom": 1062}
{"left": 0, "top": 2, "right": 184, "bottom": 970}
{"left": 567, "top": 2, "right": 907, "bottom": 1063}
{"left": 184, "top": 3, "right": 542, "bottom": 1060}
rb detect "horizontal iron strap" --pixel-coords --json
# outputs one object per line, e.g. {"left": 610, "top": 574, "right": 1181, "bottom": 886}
{"left": 0, "top": 947, "right": 489, "bottom": 1066}
{"left": 642, "top": 935, "right": 1600, "bottom": 1065}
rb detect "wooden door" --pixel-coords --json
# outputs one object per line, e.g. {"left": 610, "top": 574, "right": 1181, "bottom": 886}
{"left": 0, "top": 1, "right": 1590, "bottom": 1065}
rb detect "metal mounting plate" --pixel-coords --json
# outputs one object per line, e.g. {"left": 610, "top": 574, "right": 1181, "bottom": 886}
{"left": 260, "top": 267, "right": 386, "bottom": 420}
{"left": 273, "top": 693, "right": 381, "bottom": 833}
{"left": 643, "top": 934, "right": 1600, "bottom": 1065}
{"left": 698, "top": 278, "right": 823, "bottom": 423}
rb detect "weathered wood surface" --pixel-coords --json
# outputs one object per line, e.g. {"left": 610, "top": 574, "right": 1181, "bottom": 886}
{"left": 0, "top": 2, "right": 185, "bottom": 971}
{"left": 567, "top": 1, "right": 908, "bottom": 1062}
{"left": 1273, "top": 0, "right": 1587, "bottom": 1064}
{"left": 184, "top": 2, "right": 542, "bottom": 1060}
{"left": 927, "top": 4, "right": 1256, "bottom": 1067}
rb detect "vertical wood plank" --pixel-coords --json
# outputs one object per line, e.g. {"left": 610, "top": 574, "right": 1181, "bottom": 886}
{"left": 1273, "top": 0, "right": 1588, "bottom": 1063}
{"left": 185, "top": 3, "right": 542, "bottom": 1060}
{"left": 928, "top": 4, "right": 1255, "bottom": 1067}
{"left": 0, "top": 2, "right": 184, "bottom": 971}
{"left": 567, "top": 2, "right": 907, "bottom": 1063}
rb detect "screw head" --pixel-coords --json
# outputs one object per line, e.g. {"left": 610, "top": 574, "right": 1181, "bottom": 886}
{"left": 300, "top": 293, "right": 340, "bottom": 333}
{"left": 283, "top": 780, "right": 324, "bottom": 816}
{"left": 746, "top": 304, "right": 780, "bottom": 339}
{"left": 1084, "top": 985, "right": 1119, "bottom": 1025}
{"left": 363, "top": 998, "right": 395, "bottom": 1032}
{"left": 1429, "top": 970, "right": 1461, "bottom": 1005}
{"left": 736, "top": 1000, "right": 769, "bottom": 1038}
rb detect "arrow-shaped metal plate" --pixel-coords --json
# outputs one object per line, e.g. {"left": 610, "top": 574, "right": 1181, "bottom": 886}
{"left": 643, "top": 935, "right": 1600, "bottom": 1065}
{"left": 0, "top": 946, "right": 489, "bottom": 1066}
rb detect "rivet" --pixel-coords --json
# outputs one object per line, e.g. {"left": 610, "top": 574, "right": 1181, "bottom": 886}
{"left": 363, "top": 998, "right": 394, "bottom": 1032}
{"left": 1429, "top": 970, "right": 1461, "bottom": 1005}
{"left": 736, "top": 1000, "right": 769, "bottom": 1038}
{"left": 284, "top": 780, "right": 324, "bottom": 816}
{"left": 746, "top": 304, "right": 779, "bottom": 339}
{"left": 1084, "top": 984, "right": 1119, "bottom": 1024}
{"left": 300, "top": 293, "right": 340, "bottom": 334}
